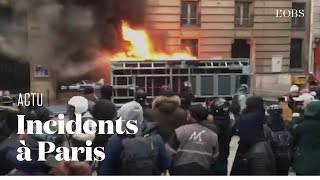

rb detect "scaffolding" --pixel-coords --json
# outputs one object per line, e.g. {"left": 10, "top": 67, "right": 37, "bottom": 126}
{"left": 110, "top": 58, "right": 252, "bottom": 104}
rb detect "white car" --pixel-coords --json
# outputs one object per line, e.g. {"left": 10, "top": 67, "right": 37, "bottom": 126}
{"left": 60, "top": 79, "right": 104, "bottom": 90}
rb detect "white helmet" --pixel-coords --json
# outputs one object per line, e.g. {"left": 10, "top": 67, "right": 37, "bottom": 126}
{"left": 68, "top": 96, "right": 88, "bottom": 114}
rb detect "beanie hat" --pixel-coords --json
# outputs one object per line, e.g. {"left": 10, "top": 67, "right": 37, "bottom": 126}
{"left": 189, "top": 105, "right": 209, "bottom": 122}
{"left": 246, "top": 96, "right": 265, "bottom": 112}
{"left": 304, "top": 101, "right": 320, "bottom": 119}
{"left": 83, "top": 87, "right": 94, "bottom": 95}
{"left": 290, "top": 85, "right": 299, "bottom": 93}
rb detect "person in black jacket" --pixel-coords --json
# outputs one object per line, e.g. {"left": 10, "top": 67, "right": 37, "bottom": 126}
{"left": 231, "top": 96, "right": 276, "bottom": 175}
{"left": 135, "top": 88, "right": 153, "bottom": 122}
{"left": 151, "top": 91, "right": 187, "bottom": 142}
{"left": 179, "top": 85, "right": 195, "bottom": 111}
{"left": 209, "top": 98, "right": 234, "bottom": 175}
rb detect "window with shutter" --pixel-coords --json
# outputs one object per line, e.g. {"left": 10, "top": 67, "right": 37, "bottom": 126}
{"left": 181, "top": 1, "right": 199, "bottom": 26}
{"left": 235, "top": 1, "right": 253, "bottom": 27}
{"left": 292, "top": 3, "right": 305, "bottom": 28}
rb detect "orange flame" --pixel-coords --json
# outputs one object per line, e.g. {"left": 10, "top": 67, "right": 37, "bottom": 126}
{"left": 110, "top": 21, "right": 196, "bottom": 60}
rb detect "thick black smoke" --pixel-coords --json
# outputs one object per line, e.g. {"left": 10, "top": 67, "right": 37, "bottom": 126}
{"left": 0, "top": 0, "right": 146, "bottom": 79}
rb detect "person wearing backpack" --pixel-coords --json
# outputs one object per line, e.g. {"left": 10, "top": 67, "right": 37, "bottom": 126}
{"left": 231, "top": 96, "right": 276, "bottom": 175}
{"left": 99, "top": 101, "right": 170, "bottom": 175}
{"left": 168, "top": 105, "right": 219, "bottom": 175}
{"left": 266, "top": 105, "right": 291, "bottom": 175}
{"left": 230, "top": 84, "right": 249, "bottom": 120}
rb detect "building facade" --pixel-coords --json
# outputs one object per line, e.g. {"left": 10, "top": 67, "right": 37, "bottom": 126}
{"left": 147, "top": 0, "right": 311, "bottom": 97}
{"left": 311, "top": 0, "right": 320, "bottom": 76}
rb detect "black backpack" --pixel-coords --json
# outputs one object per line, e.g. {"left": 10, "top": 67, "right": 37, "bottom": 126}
{"left": 120, "top": 133, "right": 160, "bottom": 175}
{"left": 271, "top": 130, "right": 291, "bottom": 159}
{"left": 230, "top": 94, "right": 240, "bottom": 115}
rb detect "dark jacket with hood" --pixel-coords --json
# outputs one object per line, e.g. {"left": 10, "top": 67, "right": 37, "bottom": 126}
{"left": 292, "top": 101, "right": 320, "bottom": 175}
{"left": 92, "top": 99, "right": 117, "bottom": 148}
{"left": 212, "top": 116, "right": 235, "bottom": 163}
{"left": 151, "top": 95, "right": 187, "bottom": 142}
{"left": 231, "top": 96, "right": 276, "bottom": 175}
{"left": 202, "top": 116, "right": 234, "bottom": 175}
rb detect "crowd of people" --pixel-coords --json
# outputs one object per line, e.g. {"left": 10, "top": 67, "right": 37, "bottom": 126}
{"left": 0, "top": 77, "right": 320, "bottom": 176}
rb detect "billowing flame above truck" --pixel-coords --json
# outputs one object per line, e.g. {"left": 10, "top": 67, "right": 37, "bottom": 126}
{"left": 109, "top": 21, "right": 196, "bottom": 61}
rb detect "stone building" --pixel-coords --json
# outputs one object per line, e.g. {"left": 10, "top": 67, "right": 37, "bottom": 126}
{"left": 146, "top": 0, "right": 311, "bottom": 97}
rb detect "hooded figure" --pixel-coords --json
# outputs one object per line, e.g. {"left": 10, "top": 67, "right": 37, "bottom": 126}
{"left": 99, "top": 101, "right": 170, "bottom": 175}
{"left": 117, "top": 101, "right": 144, "bottom": 129}
{"left": 92, "top": 98, "right": 117, "bottom": 149}
{"left": 292, "top": 101, "right": 320, "bottom": 175}
{"left": 151, "top": 91, "right": 187, "bottom": 142}
{"left": 231, "top": 96, "right": 276, "bottom": 175}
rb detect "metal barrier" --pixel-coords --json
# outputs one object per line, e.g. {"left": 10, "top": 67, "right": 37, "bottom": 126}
{"left": 110, "top": 59, "right": 252, "bottom": 104}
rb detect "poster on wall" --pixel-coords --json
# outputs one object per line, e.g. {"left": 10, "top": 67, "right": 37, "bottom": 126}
{"left": 34, "top": 65, "right": 49, "bottom": 78}
{"left": 271, "top": 55, "right": 283, "bottom": 73}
